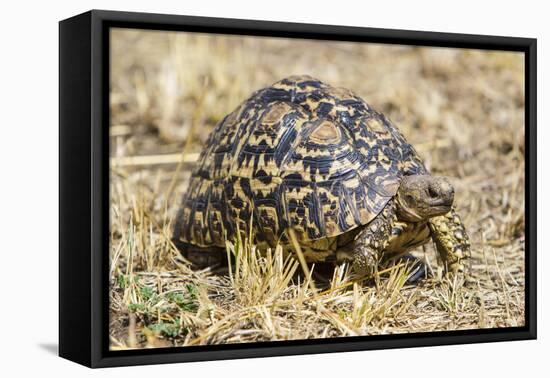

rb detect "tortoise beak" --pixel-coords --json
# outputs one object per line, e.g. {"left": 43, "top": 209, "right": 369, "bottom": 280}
{"left": 428, "top": 177, "right": 454, "bottom": 209}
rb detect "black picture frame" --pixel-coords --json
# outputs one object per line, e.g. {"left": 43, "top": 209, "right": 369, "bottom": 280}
{"left": 59, "top": 9, "right": 537, "bottom": 368}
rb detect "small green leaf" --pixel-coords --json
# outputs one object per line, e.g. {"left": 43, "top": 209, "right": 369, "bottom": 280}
{"left": 116, "top": 274, "right": 128, "bottom": 289}
{"left": 128, "top": 303, "right": 147, "bottom": 313}
{"left": 148, "top": 320, "right": 181, "bottom": 338}
{"left": 140, "top": 286, "right": 155, "bottom": 301}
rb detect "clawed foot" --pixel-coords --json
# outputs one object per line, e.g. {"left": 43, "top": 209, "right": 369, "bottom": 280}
{"left": 351, "top": 248, "right": 379, "bottom": 278}
{"left": 184, "top": 249, "right": 225, "bottom": 269}
{"left": 351, "top": 248, "right": 430, "bottom": 285}
{"left": 447, "top": 260, "right": 466, "bottom": 277}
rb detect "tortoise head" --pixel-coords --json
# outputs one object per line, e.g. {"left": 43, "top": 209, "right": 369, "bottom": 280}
{"left": 396, "top": 175, "right": 454, "bottom": 222}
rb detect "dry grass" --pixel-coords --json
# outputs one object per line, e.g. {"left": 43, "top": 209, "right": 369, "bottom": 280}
{"left": 108, "top": 28, "right": 525, "bottom": 349}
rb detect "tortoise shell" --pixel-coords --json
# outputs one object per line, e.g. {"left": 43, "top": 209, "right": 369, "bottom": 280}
{"left": 174, "top": 75, "right": 426, "bottom": 248}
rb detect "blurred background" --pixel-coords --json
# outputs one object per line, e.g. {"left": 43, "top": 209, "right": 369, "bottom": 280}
{"left": 109, "top": 28, "right": 525, "bottom": 347}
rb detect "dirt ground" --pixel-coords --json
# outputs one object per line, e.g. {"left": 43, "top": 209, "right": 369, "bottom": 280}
{"left": 108, "top": 28, "right": 525, "bottom": 349}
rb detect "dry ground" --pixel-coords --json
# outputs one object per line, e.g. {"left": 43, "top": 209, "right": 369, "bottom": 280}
{"left": 108, "top": 28, "right": 525, "bottom": 349}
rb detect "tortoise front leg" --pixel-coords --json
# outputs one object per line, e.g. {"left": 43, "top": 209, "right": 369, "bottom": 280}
{"left": 428, "top": 208, "right": 470, "bottom": 274}
{"left": 350, "top": 244, "right": 380, "bottom": 277}
{"left": 339, "top": 204, "right": 396, "bottom": 277}
{"left": 336, "top": 233, "right": 379, "bottom": 277}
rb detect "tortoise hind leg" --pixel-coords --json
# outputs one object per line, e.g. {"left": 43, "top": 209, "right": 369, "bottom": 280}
{"left": 428, "top": 208, "right": 471, "bottom": 274}
{"left": 173, "top": 241, "right": 226, "bottom": 269}
{"left": 186, "top": 247, "right": 226, "bottom": 269}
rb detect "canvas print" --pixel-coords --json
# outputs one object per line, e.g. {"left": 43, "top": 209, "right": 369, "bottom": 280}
{"left": 108, "top": 28, "right": 525, "bottom": 350}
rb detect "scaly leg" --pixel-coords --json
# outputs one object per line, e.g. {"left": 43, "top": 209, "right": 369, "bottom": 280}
{"left": 338, "top": 203, "right": 396, "bottom": 277}
{"left": 173, "top": 240, "right": 226, "bottom": 269}
{"left": 428, "top": 208, "right": 471, "bottom": 274}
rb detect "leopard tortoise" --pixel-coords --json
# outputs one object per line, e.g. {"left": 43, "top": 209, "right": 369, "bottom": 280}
{"left": 173, "top": 75, "right": 470, "bottom": 279}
